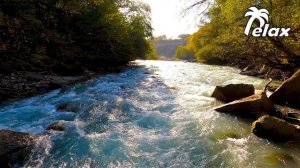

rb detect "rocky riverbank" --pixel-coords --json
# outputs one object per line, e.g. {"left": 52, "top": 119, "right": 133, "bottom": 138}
{"left": 0, "top": 64, "right": 129, "bottom": 104}
{"left": 239, "top": 64, "right": 292, "bottom": 80}
{"left": 213, "top": 69, "right": 300, "bottom": 143}
{"left": 0, "top": 71, "right": 99, "bottom": 104}
{"left": 0, "top": 130, "right": 37, "bottom": 168}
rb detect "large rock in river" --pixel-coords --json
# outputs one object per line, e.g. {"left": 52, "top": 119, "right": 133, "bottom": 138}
{"left": 211, "top": 84, "right": 255, "bottom": 102}
{"left": 46, "top": 121, "right": 65, "bottom": 131}
{"left": 0, "top": 130, "right": 37, "bottom": 167}
{"left": 215, "top": 92, "right": 276, "bottom": 119}
{"left": 252, "top": 115, "right": 300, "bottom": 142}
{"left": 270, "top": 69, "right": 300, "bottom": 108}
{"left": 56, "top": 102, "right": 79, "bottom": 113}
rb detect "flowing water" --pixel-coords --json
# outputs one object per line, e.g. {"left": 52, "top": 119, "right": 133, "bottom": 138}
{"left": 0, "top": 60, "right": 299, "bottom": 168}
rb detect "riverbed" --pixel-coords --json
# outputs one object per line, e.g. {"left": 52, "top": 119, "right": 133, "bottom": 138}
{"left": 0, "top": 60, "right": 299, "bottom": 167}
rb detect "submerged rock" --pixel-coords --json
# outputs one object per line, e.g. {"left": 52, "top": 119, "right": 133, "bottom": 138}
{"left": 264, "top": 151, "right": 298, "bottom": 167}
{"left": 0, "top": 130, "right": 37, "bottom": 167}
{"left": 270, "top": 69, "right": 300, "bottom": 108}
{"left": 56, "top": 102, "right": 79, "bottom": 113}
{"left": 211, "top": 84, "right": 255, "bottom": 102}
{"left": 252, "top": 115, "right": 300, "bottom": 142}
{"left": 215, "top": 92, "right": 276, "bottom": 119}
{"left": 46, "top": 121, "right": 65, "bottom": 131}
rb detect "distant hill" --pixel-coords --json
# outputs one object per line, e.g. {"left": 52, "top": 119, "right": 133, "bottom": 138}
{"left": 153, "top": 40, "right": 186, "bottom": 60}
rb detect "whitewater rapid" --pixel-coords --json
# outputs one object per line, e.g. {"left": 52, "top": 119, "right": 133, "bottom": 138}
{"left": 0, "top": 60, "right": 299, "bottom": 168}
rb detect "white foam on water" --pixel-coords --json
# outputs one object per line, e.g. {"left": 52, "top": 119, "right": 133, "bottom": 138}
{"left": 0, "top": 60, "right": 299, "bottom": 167}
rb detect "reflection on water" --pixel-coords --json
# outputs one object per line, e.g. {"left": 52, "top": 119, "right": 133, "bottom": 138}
{"left": 0, "top": 60, "right": 299, "bottom": 167}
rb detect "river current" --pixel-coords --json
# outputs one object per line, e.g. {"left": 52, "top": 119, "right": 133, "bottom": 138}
{"left": 0, "top": 60, "right": 299, "bottom": 168}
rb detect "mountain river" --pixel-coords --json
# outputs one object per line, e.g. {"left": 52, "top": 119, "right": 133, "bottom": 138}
{"left": 0, "top": 60, "right": 299, "bottom": 167}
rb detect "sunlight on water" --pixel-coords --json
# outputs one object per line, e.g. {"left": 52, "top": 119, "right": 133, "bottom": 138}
{"left": 0, "top": 60, "right": 299, "bottom": 167}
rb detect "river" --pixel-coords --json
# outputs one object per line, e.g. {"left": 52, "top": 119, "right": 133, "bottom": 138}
{"left": 0, "top": 60, "right": 299, "bottom": 167}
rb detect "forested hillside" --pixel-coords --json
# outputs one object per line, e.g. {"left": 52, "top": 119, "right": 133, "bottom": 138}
{"left": 177, "top": 0, "right": 300, "bottom": 78}
{"left": 0, "top": 0, "right": 156, "bottom": 75}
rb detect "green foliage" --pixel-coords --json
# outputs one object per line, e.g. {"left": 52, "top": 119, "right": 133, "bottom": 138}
{"left": 195, "top": 44, "right": 224, "bottom": 64}
{"left": 184, "top": 0, "right": 300, "bottom": 70}
{"left": 146, "top": 42, "right": 159, "bottom": 60}
{"left": 175, "top": 45, "right": 194, "bottom": 61}
{"left": 178, "top": 34, "right": 190, "bottom": 40}
{"left": 154, "top": 35, "right": 167, "bottom": 41}
{"left": 0, "top": 0, "right": 153, "bottom": 74}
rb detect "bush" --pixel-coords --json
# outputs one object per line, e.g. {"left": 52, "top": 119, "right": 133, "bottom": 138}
{"left": 175, "top": 45, "right": 195, "bottom": 61}
{"left": 146, "top": 42, "right": 158, "bottom": 60}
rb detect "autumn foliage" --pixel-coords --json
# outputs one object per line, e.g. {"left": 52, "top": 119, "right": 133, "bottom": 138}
{"left": 179, "top": 0, "right": 300, "bottom": 73}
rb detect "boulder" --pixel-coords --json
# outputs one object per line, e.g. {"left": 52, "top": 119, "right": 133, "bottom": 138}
{"left": 56, "top": 102, "right": 79, "bottom": 113}
{"left": 0, "top": 130, "right": 37, "bottom": 167}
{"left": 252, "top": 115, "right": 300, "bottom": 142}
{"left": 278, "top": 106, "right": 300, "bottom": 120}
{"left": 270, "top": 69, "right": 300, "bottom": 108}
{"left": 46, "top": 121, "right": 65, "bottom": 131}
{"left": 215, "top": 92, "right": 276, "bottom": 119}
{"left": 211, "top": 84, "right": 255, "bottom": 102}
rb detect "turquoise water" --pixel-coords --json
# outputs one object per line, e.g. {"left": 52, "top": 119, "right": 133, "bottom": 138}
{"left": 0, "top": 61, "right": 299, "bottom": 167}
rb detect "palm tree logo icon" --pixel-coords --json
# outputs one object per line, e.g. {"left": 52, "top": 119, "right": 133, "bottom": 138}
{"left": 244, "top": 7, "right": 269, "bottom": 35}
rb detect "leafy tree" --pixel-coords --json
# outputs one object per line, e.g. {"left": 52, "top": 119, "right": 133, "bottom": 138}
{"left": 178, "top": 34, "right": 190, "bottom": 40}
{"left": 175, "top": 45, "right": 194, "bottom": 60}
{"left": 146, "top": 42, "right": 159, "bottom": 60}
{"left": 182, "top": 0, "right": 300, "bottom": 74}
{"left": 1, "top": 0, "right": 154, "bottom": 75}
{"left": 154, "top": 35, "right": 167, "bottom": 41}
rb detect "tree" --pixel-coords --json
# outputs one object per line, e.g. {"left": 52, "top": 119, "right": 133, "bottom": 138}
{"left": 181, "top": 0, "right": 300, "bottom": 74}
{"left": 146, "top": 42, "right": 158, "bottom": 60}
{"left": 154, "top": 35, "right": 167, "bottom": 41}
{"left": 1, "top": 0, "right": 154, "bottom": 74}
{"left": 175, "top": 45, "right": 194, "bottom": 60}
{"left": 178, "top": 34, "right": 190, "bottom": 40}
{"left": 183, "top": 0, "right": 211, "bottom": 16}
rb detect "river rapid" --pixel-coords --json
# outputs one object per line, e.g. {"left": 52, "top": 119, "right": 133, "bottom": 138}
{"left": 0, "top": 60, "right": 299, "bottom": 168}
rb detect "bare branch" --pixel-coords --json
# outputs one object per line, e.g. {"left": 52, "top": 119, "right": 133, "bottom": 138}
{"left": 182, "top": 0, "right": 211, "bottom": 17}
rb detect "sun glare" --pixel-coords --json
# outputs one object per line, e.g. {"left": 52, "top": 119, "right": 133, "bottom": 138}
{"left": 141, "top": 0, "right": 199, "bottom": 38}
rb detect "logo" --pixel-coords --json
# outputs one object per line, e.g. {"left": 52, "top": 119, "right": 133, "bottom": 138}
{"left": 244, "top": 7, "right": 290, "bottom": 37}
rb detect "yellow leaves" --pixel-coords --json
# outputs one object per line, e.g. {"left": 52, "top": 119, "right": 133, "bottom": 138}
{"left": 181, "top": 0, "right": 300, "bottom": 66}
{"left": 146, "top": 42, "right": 158, "bottom": 60}
{"left": 221, "top": 0, "right": 253, "bottom": 24}
{"left": 175, "top": 45, "right": 194, "bottom": 60}
{"left": 195, "top": 44, "right": 223, "bottom": 64}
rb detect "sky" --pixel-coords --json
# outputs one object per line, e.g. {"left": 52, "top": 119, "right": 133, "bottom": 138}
{"left": 141, "top": 0, "right": 200, "bottom": 39}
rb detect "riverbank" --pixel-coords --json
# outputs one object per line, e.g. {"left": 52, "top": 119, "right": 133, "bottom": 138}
{"left": 0, "top": 71, "right": 95, "bottom": 104}
{"left": 0, "top": 66, "right": 128, "bottom": 104}
{"left": 213, "top": 68, "right": 300, "bottom": 143}
{"left": 238, "top": 64, "right": 293, "bottom": 80}
{"left": 181, "top": 58, "right": 293, "bottom": 81}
